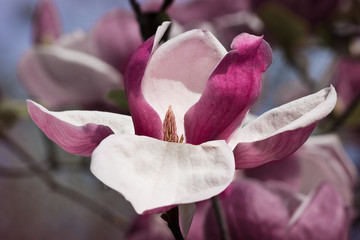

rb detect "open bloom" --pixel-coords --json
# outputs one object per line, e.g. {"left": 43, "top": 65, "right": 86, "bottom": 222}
{"left": 205, "top": 180, "right": 349, "bottom": 240}
{"left": 27, "top": 22, "right": 336, "bottom": 214}
{"left": 18, "top": 0, "right": 138, "bottom": 109}
{"left": 245, "top": 134, "right": 358, "bottom": 208}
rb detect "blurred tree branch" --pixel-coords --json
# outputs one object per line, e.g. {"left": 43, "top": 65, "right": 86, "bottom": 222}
{"left": 0, "top": 130, "right": 129, "bottom": 230}
{"left": 0, "top": 165, "right": 34, "bottom": 178}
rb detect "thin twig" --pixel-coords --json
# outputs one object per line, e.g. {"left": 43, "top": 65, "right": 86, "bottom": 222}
{"left": 129, "top": 0, "right": 141, "bottom": 16}
{"left": 0, "top": 131, "right": 128, "bottom": 230}
{"left": 211, "top": 196, "right": 231, "bottom": 240}
{"left": 161, "top": 0, "right": 174, "bottom": 11}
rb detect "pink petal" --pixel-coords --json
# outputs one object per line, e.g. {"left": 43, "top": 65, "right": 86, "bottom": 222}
{"left": 287, "top": 183, "right": 348, "bottom": 240}
{"left": 126, "top": 214, "right": 173, "bottom": 240}
{"left": 18, "top": 49, "right": 74, "bottom": 109}
{"left": 90, "top": 134, "right": 235, "bottom": 214}
{"left": 90, "top": 9, "right": 143, "bottom": 74}
{"left": 56, "top": 30, "right": 98, "bottom": 56}
{"left": 185, "top": 33, "right": 272, "bottom": 144}
{"left": 27, "top": 100, "right": 134, "bottom": 156}
{"left": 18, "top": 45, "right": 122, "bottom": 109}
{"left": 142, "top": 29, "right": 227, "bottom": 138}
{"left": 32, "top": 0, "right": 62, "bottom": 44}
{"left": 124, "top": 22, "right": 170, "bottom": 139}
{"left": 204, "top": 180, "right": 289, "bottom": 240}
{"left": 231, "top": 86, "right": 337, "bottom": 169}
{"left": 297, "top": 134, "right": 358, "bottom": 206}
{"left": 179, "top": 203, "right": 196, "bottom": 238}
{"left": 245, "top": 156, "right": 301, "bottom": 189}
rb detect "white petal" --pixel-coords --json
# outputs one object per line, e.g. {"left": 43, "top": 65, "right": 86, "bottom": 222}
{"left": 142, "top": 29, "right": 227, "bottom": 137}
{"left": 35, "top": 44, "right": 123, "bottom": 100}
{"left": 229, "top": 86, "right": 337, "bottom": 148}
{"left": 90, "top": 135, "right": 235, "bottom": 213}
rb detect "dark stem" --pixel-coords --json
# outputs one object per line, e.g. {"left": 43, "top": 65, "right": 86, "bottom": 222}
{"left": 327, "top": 93, "right": 360, "bottom": 132}
{"left": 129, "top": 0, "right": 141, "bottom": 17}
{"left": 211, "top": 196, "right": 231, "bottom": 240}
{"left": 160, "top": 0, "right": 174, "bottom": 11}
{"left": 161, "top": 207, "right": 184, "bottom": 240}
{"left": 0, "top": 131, "right": 128, "bottom": 230}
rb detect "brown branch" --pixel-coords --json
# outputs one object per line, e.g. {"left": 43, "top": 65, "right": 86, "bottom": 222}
{"left": 0, "top": 131, "right": 128, "bottom": 230}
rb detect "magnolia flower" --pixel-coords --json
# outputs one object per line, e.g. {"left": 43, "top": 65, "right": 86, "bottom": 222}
{"left": 245, "top": 134, "right": 358, "bottom": 208}
{"left": 18, "top": 0, "right": 134, "bottom": 109}
{"left": 205, "top": 180, "right": 349, "bottom": 240}
{"left": 27, "top": 22, "right": 336, "bottom": 214}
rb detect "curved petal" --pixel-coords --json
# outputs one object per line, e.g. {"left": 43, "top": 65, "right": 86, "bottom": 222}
{"left": 142, "top": 29, "right": 227, "bottom": 138}
{"left": 179, "top": 203, "right": 196, "bottom": 238}
{"left": 297, "top": 134, "right": 358, "bottom": 206}
{"left": 90, "top": 134, "right": 235, "bottom": 214}
{"left": 124, "top": 22, "right": 170, "bottom": 139}
{"left": 287, "top": 183, "right": 348, "bottom": 240}
{"left": 90, "top": 9, "right": 142, "bottom": 74}
{"left": 32, "top": 0, "right": 62, "bottom": 44}
{"left": 204, "top": 180, "right": 288, "bottom": 240}
{"left": 231, "top": 86, "right": 337, "bottom": 169}
{"left": 19, "top": 44, "right": 123, "bottom": 108}
{"left": 185, "top": 33, "right": 272, "bottom": 144}
{"left": 18, "top": 49, "right": 75, "bottom": 109}
{"left": 244, "top": 156, "right": 301, "bottom": 189}
{"left": 56, "top": 30, "right": 98, "bottom": 56}
{"left": 27, "top": 100, "right": 134, "bottom": 156}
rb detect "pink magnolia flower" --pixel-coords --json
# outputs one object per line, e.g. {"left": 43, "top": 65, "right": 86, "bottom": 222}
{"left": 27, "top": 22, "right": 336, "bottom": 214}
{"left": 126, "top": 179, "right": 349, "bottom": 240}
{"left": 18, "top": 0, "right": 137, "bottom": 109}
{"left": 205, "top": 180, "right": 349, "bottom": 240}
{"left": 245, "top": 134, "right": 358, "bottom": 210}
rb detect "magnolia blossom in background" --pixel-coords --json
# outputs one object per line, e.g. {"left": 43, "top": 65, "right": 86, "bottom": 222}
{"left": 205, "top": 180, "right": 348, "bottom": 240}
{"left": 27, "top": 22, "right": 336, "bottom": 223}
{"left": 127, "top": 178, "right": 350, "bottom": 240}
{"left": 17, "top": 0, "right": 140, "bottom": 109}
{"left": 245, "top": 134, "right": 358, "bottom": 212}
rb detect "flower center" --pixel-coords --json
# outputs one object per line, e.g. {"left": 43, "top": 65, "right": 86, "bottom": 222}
{"left": 163, "top": 105, "right": 184, "bottom": 143}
